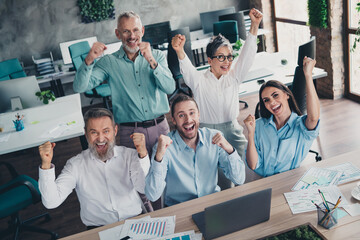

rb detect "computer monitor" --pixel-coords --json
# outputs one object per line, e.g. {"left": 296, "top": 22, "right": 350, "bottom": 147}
{"left": 297, "top": 36, "right": 316, "bottom": 66}
{"left": 142, "top": 21, "right": 171, "bottom": 48}
{"left": 0, "top": 76, "right": 41, "bottom": 113}
{"left": 200, "top": 7, "right": 236, "bottom": 34}
{"left": 59, "top": 36, "right": 98, "bottom": 65}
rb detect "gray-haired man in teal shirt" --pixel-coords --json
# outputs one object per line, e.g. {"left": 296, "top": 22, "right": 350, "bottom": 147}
{"left": 73, "top": 11, "right": 175, "bottom": 155}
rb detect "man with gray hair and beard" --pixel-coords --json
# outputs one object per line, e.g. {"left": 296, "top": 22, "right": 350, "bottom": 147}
{"left": 38, "top": 108, "right": 149, "bottom": 229}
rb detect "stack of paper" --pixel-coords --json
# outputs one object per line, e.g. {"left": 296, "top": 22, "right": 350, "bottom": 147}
{"left": 284, "top": 163, "right": 360, "bottom": 214}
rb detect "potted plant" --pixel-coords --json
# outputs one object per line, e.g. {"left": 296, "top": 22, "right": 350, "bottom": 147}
{"left": 35, "top": 90, "right": 56, "bottom": 104}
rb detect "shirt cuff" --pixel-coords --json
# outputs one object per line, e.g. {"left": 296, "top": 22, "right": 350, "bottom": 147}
{"left": 39, "top": 164, "right": 56, "bottom": 180}
{"left": 152, "top": 159, "right": 165, "bottom": 174}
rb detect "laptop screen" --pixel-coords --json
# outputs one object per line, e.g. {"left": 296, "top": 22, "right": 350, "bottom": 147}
{"left": 193, "top": 188, "right": 272, "bottom": 240}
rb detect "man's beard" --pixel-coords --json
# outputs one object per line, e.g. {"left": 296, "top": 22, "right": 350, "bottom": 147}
{"left": 89, "top": 140, "right": 115, "bottom": 161}
{"left": 123, "top": 40, "right": 140, "bottom": 54}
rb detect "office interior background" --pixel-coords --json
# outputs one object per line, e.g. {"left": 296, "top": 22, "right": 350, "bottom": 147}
{"left": 1, "top": 0, "right": 360, "bottom": 239}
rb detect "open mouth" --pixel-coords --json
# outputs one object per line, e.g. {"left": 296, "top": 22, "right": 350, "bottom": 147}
{"left": 220, "top": 65, "right": 229, "bottom": 71}
{"left": 183, "top": 123, "right": 195, "bottom": 132}
{"left": 271, "top": 104, "right": 281, "bottom": 113}
{"left": 126, "top": 38, "right": 138, "bottom": 48}
{"left": 96, "top": 142, "right": 108, "bottom": 151}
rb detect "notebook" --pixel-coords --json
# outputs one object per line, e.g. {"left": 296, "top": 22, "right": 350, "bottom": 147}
{"left": 192, "top": 188, "right": 272, "bottom": 240}
{"left": 243, "top": 68, "right": 274, "bottom": 83}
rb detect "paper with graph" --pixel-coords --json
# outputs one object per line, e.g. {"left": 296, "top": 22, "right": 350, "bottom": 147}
{"left": 120, "top": 216, "right": 176, "bottom": 240}
{"left": 291, "top": 167, "right": 342, "bottom": 191}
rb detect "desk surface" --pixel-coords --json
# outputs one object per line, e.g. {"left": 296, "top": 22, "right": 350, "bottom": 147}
{"left": 60, "top": 149, "right": 360, "bottom": 240}
{"left": 0, "top": 93, "right": 84, "bottom": 155}
{"left": 239, "top": 51, "right": 328, "bottom": 97}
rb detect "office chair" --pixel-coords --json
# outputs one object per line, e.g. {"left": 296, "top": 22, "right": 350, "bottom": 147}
{"left": 68, "top": 41, "right": 112, "bottom": 110}
{"left": 0, "top": 161, "right": 58, "bottom": 240}
{"left": 167, "top": 27, "right": 194, "bottom": 101}
{"left": 291, "top": 66, "right": 322, "bottom": 162}
{"left": 219, "top": 12, "right": 247, "bottom": 40}
{"left": 213, "top": 20, "right": 239, "bottom": 43}
{"left": 0, "top": 58, "right": 26, "bottom": 81}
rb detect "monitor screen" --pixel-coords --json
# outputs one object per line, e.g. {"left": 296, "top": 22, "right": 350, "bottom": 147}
{"left": 297, "top": 36, "right": 316, "bottom": 66}
{"left": 200, "top": 7, "right": 236, "bottom": 34}
{"left": 142, "top": 21, "right": 171, "bottom": 48}
{"left": 59, "top": 36, "right": 98, "bottom": 65}
{"left": 0, "top": 76, "right": 41, "bottom": 113}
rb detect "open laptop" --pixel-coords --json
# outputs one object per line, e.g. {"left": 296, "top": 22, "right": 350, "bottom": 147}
{"left": 192, "top": 188, "right": 272, "bottom": 240}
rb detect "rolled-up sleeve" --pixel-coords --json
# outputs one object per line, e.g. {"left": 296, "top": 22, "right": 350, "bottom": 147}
{"left": 152, "top": 51, "right": 175, "bottom": 94}
{"left": 218, "top": 148, "right": 246, "bottom": 185}
{"left": 145, "top": 147, "right": 168, "bottom": 202}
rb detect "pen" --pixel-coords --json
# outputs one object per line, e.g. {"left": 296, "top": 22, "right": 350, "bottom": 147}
{"left": 333, "top": 196, "right": 342, "bottom": 209}
{"left": 318, "top": 189, "right": 330, "bottom": 211}
{"left": 311, "top": 200, "right": 321, "bottom": 209}
{"left": 120, "top": 236, "right": 130, "bottom": 240}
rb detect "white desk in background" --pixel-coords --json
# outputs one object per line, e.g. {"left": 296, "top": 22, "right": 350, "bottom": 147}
{"left": 37, "top": 71, "right": 76, "bottom": 97}
{"left": 0, "top": 94, "right": 84, "bottom": 155}
{"left": 238, "top": 51, "right": 328, "bottom": 97}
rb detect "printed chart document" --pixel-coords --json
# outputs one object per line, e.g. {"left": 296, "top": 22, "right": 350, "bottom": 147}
{"left": 120, "top": 216, "right": 176, "bottom": 240}
{"left": 326, "top": 162, "right": 360, "bottom": 185}
{"left": 291, "top": 167, "right": 342, "bottom": 191}
{"left": 151, "top": 230, "right": 202, "bottom": 240}
{"left": 284, "top": 186, "right": 348, "bottom": 214}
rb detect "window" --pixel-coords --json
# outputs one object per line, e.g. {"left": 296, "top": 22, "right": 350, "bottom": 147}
{"left": 346, "top": 0, "right": 360, "bottom": 101}
{"left": 272, "top": 0, "right": 311, "bottom": 60}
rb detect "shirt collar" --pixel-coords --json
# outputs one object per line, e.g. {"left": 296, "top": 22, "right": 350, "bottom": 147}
{"left": 204, "top": 68, "right": 225, "bottom": 82}
{"left": 173, "top": 129, "right": 204, "bottom": 151}
{"left": 266, "top": 112, "right": 298, "bottom": 129}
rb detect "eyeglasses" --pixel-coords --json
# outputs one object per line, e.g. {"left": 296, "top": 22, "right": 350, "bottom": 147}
{"left": 211, "top": 55, "right": 235, "bottom": 62}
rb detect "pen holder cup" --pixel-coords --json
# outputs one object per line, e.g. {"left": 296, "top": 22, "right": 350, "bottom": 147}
{"left": 13, "top": 120, "right": 24, "bottom": 132}
{"left": 317, "top": 202, "right": 338, "bottom": 229}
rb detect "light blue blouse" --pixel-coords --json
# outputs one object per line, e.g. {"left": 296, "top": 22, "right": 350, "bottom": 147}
{"left": 250, "top": 112, "right": 319, "bottom": 177}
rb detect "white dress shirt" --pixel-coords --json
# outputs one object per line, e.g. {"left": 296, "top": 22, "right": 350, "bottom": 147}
{"left": 38, "top": 146, "right": 150, "bottom": 226}
{"left": 179, "top": 33, "right": 257, "bottom": 124}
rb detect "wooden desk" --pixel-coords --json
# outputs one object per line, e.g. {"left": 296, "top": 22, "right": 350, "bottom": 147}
{"left": 60, "top": 149, "right": 360, "bottom": 240}
{"left": 0, "top": 94, "right": 84, "bottom": 155}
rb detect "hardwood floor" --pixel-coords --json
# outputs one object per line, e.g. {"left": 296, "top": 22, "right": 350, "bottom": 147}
{"left": 0, "top": 95, "right": 359, "bottom": 239}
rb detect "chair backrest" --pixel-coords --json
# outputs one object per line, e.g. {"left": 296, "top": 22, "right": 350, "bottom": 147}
{"left": 167, "top": 27, "right": 194, "bottom": 79}
{"left": 219, "top": 12, "right": 247, "bottom": 40}
{"left": 213, "top": 20, "right": 239, "bottom": 43}
{"left": 0, "top": 58, "right": 26, "bottom": 81}
{"left": 291, "top": 66, "right": 307, "bottom": 114}
{"left": 68, "top": 41, "right": 91, "bottom": 71}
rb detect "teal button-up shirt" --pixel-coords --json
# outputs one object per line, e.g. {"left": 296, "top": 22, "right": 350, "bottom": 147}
{"left": 73, "top": 46, "right": 175, "bottom": 123}
{"left": 250, "top": 112, "right": 320, "bottom": 177}
{"left": 145, "top": 127, "right": 245, "bottom": 206}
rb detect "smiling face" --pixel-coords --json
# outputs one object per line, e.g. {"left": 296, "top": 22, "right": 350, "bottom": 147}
{"left": 115, "top": 16, "right": 144, "bottom": 54}
{"left": 208, "top": 46, "right": 233, "bottom": 79}
{"left": 261, "top": 86, "right": 292, "bottom": 118}
{"left": 86, "top": 116, "right": 118, "bottom": 161}
{"left": 171, "top": 100, "right": 200, "bottom": 141}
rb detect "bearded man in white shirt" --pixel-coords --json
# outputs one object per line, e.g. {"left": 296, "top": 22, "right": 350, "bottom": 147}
{"left": 38, "top": 108, "right": 150, "bottom": 229}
